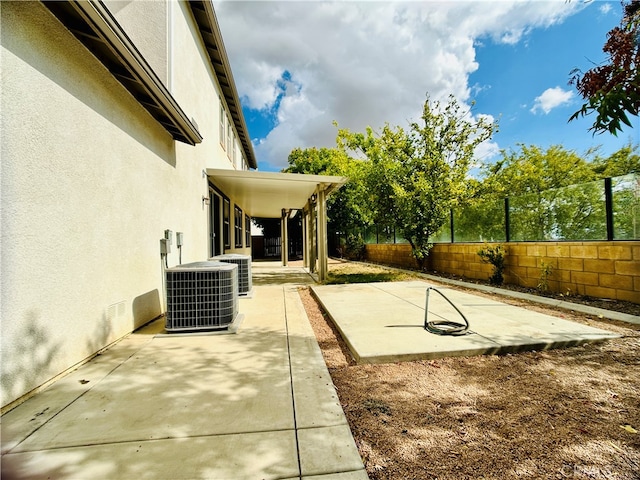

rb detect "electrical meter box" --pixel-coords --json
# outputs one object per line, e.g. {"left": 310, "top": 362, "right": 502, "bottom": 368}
{"left": 160, "top": 238, "right": 171, "bottom": 254}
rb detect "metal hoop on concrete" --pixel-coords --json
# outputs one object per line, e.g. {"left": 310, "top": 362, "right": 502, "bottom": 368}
{"left": 424, "top": 287, "right": 470, "bottom": 336}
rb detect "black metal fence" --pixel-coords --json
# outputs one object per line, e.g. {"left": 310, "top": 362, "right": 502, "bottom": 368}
{"left": 350, "top": 173, "right": 639, "bottom": 244}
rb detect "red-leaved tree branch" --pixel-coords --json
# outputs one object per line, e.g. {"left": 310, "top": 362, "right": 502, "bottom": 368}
{"left": 569, "top": 0, "right": 639, "bottom": 135}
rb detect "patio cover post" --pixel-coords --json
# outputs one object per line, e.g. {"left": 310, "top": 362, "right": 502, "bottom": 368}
{"left": 302, "top": 203, "right": 309, "bottom": 269}
{"left": 281, "top": 208, "right": 289, "bottom": 267}
{"left": 309, "top": 197, "right": 317, "bottom": 273}
{"left": 318, "top": 187, "right": 328, "bottom": 281}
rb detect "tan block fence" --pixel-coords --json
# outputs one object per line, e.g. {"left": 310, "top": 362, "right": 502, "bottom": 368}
{"left": 365, "top": 241, "right": 640, "bottom": 304}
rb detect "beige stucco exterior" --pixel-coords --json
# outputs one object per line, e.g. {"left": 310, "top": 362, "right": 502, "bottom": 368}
{"left": 0, "top": 1, "right": 252, "bottom": 408}
{"left": 104, "top": 0, "right": 169, "bottom": 85}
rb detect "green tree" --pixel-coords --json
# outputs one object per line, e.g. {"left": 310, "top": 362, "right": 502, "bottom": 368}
{"left": 589, "top": 142, "right": 640, "bottom": 177}
{"left": 611, "top": 173, "right": 640, "bottom": 239}
{"left": 477, "top": 145, "right": 602, "bottom": 240}
{"left": 337, "top": 96, "right": 496, "bottom": 269}
{"left": 480, "top": 144, "right": 596, "bottom": 197}
{"left": 460, "top": 143, "right": 640, "bottom": 242}
{"left": 590, "top": 144, "right": 639, "bottom": 240}
{"left": 569, "top": 0, "right": 639, "bottom": 135}
{"left": 284, "top": 146, "right": 369, "bottom": 235}
{"left": 453, "top": 195, "right": 506, "bottom": 242}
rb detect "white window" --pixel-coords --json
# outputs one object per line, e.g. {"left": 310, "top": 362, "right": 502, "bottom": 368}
{"left": 233, "top": 140, "right": 237, "bottom": 167}
{"left": 219, "top": 102, "right": 225, "bottom": 149}
{"left": 226, "top": 115, "right": 232, "bottom": 156}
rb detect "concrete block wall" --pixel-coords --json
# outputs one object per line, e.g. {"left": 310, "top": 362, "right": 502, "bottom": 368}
{"left": 365, "top": 241, "right": 640, "bottom": 304}
{"left": 365, "top": 244, "right": 416, "bottom": 270}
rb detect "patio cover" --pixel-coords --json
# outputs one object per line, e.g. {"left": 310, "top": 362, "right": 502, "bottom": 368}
{"left": 206, "top": 169, "right": 347, "bottom": 281}
{"left": 206, "top": 169, "right": 346, "bottom": 218}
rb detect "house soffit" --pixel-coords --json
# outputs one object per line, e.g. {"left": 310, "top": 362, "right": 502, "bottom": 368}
{"left": 43, "top": 1, "right": 203, "bottom": 146}
{"left": 207, "top": 169, "right": 346, "bottom": 218}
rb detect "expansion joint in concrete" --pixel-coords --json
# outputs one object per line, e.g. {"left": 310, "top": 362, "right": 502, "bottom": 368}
{"left": 283, "top": 285, "right": 303, "bottom": 478}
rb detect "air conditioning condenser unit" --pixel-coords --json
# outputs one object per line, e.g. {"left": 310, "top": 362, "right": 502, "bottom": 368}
{"left": 165, "top": 261, "right": 238, "bottom": 332}
{"left": 209, "top": 254, "right": 252, "bottom": 296}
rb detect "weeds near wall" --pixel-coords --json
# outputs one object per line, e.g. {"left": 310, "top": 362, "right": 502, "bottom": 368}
{"left": 477, "top": 244, "right": 507, "bottom": 285}
{"left": 537, "top": 261, "right": 554, "bottom": 292}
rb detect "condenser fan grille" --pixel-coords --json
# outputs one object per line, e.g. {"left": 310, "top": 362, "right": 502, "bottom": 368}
{"left": 165, "top": 261, "right": 238, "bottom": 331}
{"left": 209, "top": 254, "right": 252, "bottom": 295}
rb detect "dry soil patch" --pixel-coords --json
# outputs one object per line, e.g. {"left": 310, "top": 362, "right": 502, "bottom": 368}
{"left": 300, "top": 275, "right": 640, "bottom": 480}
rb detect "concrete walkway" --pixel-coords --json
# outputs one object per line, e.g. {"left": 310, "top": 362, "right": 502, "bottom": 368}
{"left": 1, "top": 262, "right": 368, "bottom": 480}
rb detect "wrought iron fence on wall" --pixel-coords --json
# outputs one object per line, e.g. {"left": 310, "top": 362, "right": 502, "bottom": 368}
{"left": 345, "top": 173, "right": 639, "bottom": 244}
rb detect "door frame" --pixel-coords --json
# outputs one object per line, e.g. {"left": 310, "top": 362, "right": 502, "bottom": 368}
{"left": 209, "top": 187, "right": 223, "bottom": 257}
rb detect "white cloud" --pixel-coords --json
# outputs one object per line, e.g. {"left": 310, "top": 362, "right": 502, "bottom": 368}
{"left": 531, "top": 87, "right": 575, "bottom": 115}
{"left": 599, "top": 3, "right": 613, "bottom": 15}
{"left": 214, "top": 1, "right": 583, "bottom": 169}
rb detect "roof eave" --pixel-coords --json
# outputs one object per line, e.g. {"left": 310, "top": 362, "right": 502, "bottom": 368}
{"left": 43, "top": 0, "right": 203, "bottom": 146}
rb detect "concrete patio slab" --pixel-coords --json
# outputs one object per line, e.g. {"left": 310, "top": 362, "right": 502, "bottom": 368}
{"left": 285, "top": 288, "right": 347, "bottom": 430}
{"left": 298, "top": 424, "right": 369, "bottom": 477}
{"left": 302, "top": 472, "right": 370, "bottom": 480}
{"left": 2, "top": 430, "right": 299, "bottom": 480}
{"left": 359, "top": 262, "right": 640, "bottom": 326}
{"left": 1, "top": 262, "right": 368, "bottom": 480}
{"left": 11, "top": 333, "right": 295, "bottom": 452}
{"left": 5, "top": 263, "right": 626, "bottom": 479}
{"left": 311, "top": 280, "right": 620, "bottom": 364}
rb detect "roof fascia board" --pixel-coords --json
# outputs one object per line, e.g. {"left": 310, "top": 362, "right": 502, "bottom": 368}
{"left": 206, "top": 168, "right": 347, "bottom": 218}
{"left": 43, "top": 0, "right": 203, "bottom": 145}
{"left": 189, "top": 1, "right": 257, "bottom": 169}
{"left": 207, "top": 168, "right": 347, "bottom": 186}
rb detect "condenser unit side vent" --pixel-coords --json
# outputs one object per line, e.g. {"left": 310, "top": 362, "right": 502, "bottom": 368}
{"left": 165, "top": 261, "right": 238, "bottom": 332}
{"left": 209, "top": 254, "right": 252, "bottom": 295}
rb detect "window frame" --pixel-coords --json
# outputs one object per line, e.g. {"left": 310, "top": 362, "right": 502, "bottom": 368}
{"left": 234, "top": 205, "right": 243, "bottom": 248}
{"left": 245, "top": 214, "right": 251, "bottom": 247}
{"left": 226, "top": 115, "right": 232, "bottom": 157}
{"left": 232, "top": 140, "right": 237, "bottom": 168}
{"left": 219, "top": 102, "right": 225, "bottom": 149}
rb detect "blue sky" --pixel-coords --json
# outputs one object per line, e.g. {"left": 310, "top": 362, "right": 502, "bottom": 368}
{"left": 470, "top": 2, "right": 639, "bottom": 165}
{"left": 214, "top": 1, "right": 639, "bottom": 172}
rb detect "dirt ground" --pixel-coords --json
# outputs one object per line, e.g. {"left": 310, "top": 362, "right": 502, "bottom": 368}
{"left": 300, "top": 269, "right": 640, "bottom": 480}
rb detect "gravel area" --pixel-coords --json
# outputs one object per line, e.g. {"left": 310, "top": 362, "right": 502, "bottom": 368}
{"left": 300, "top": 264, "right": 640, "bottom": 480}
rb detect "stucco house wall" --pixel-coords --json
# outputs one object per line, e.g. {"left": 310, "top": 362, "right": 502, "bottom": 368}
{"left": 104, "top": 0, "right": 169, "bottom": 85}
{"left": 1, "top": 1, "right": 250, "bottom": 409}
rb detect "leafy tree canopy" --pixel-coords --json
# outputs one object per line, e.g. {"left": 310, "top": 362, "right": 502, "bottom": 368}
{"left": 479, "top": 144, "right": 597, "bottom": 198}
{"left": 337, "top": 95, "right": 497, "bottom": 268}
{"left": 589, "top": 142, "right": 640, "bottom": 177}
{"left": 284, "top": 146, "right": 369, "bottom": 233}
{"left": 479, "top": 143, "right": 640, "bottom": 199}
{"left": 569, "top": 0, "right": 640, "bottom": 135}
{"left": 472, "top": 143, "right": 639, "bottom": 241}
